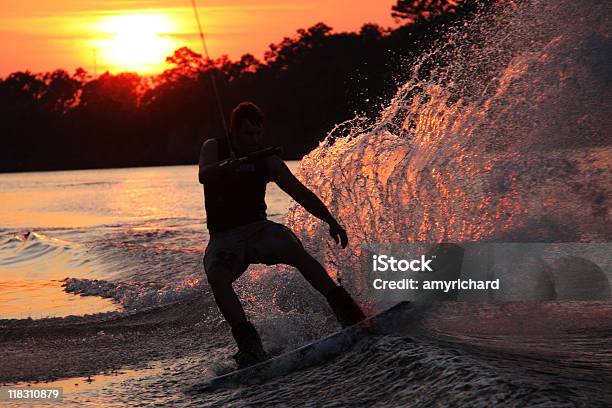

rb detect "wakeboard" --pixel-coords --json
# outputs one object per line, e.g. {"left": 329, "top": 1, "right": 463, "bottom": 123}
{"left": 186, "top": 301, "right": 415, "bottom": 394}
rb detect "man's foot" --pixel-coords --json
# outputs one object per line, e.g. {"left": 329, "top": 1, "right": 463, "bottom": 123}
{"left": 231, "top": 321, "right": 269, "bottom": 369}
{"left": 232, "top": 349, "right": 269, "bottom": 369}
{"left": 325, "top": 285, "right": 366, "bottom": 327}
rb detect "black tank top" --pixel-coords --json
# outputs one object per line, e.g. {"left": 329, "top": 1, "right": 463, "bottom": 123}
{"left": 203, "top": 139, "right": 270, "bottom": 232}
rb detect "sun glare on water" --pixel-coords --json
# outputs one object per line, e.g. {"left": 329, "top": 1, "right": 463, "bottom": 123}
{"left": 94, "top": 13, "right": 179, "bottom": 74}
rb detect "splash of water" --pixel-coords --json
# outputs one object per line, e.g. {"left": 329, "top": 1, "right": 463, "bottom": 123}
{"left": 286, "top": 0, "right": 611, "bottom": 283}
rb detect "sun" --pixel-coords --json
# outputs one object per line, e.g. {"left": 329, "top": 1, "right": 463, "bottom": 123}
{"left": 94, "top": 13, "right": 179, "bottom": 74}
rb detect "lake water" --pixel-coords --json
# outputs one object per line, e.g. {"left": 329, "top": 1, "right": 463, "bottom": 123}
{"left": 0, "top": 163, "right": 298, "bottom": 319}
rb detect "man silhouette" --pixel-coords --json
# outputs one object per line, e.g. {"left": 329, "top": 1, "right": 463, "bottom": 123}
{"left": 199, "top": 102, "right": 365, "bottom": 367}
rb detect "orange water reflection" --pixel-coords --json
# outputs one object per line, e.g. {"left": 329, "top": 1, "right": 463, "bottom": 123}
{"left": 0, "top": 280, "right": 118, "bottom": 319}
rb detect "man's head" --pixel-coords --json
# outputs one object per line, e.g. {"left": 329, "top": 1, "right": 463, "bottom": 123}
{"left": 229, "top": 102, "right": 264, "bottom": 154}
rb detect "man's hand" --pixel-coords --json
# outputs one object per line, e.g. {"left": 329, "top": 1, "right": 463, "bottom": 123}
{"left": 217, "top": 157, "right": 243, "bottom": 171}
{"left": 199, "top": 138, "right": 247, "bottom": 184}
{"left": 329, "top": 222, "right": 348, "bottom": 248}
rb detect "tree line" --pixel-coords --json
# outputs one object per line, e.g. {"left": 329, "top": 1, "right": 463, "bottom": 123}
{"left": 0, "top": 1, "right": 493, "bottom": 172}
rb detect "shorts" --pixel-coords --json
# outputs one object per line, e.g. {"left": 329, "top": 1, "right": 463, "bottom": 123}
{"left": 204, "top": 220, "right": 303, "bottom": 284}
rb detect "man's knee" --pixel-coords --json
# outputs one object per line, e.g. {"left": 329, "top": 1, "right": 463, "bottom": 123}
{"left": 205, "top": 266, "right": 232, "bottom": 289}
{"left": 286, "top": 246, "right": 317, "bottom": 269}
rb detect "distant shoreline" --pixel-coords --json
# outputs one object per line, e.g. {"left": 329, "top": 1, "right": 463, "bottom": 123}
{"left": 0, "top": 156, "right": 303, "bottom": 175}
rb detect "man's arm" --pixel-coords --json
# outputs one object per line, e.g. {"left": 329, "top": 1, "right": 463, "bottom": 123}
{"left": 267, "top": 156, "right": 348, "bottom": 247}
{"left": 198, "top": 138, "right": 219, "bottom": 184}
{"left": 198, "top": 139, "right": 241, "bottom": 184}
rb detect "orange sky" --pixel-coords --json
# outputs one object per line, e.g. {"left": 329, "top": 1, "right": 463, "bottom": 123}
{"left": 0, "top": 1, "right": 398, "bottom": 76}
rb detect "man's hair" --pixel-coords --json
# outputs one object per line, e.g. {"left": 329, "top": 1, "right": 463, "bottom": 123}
{"left": 230, "top": 102, "right": 264, "bottom": 132}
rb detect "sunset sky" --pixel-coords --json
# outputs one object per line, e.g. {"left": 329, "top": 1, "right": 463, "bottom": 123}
{"left": 0, "top": 1, "right": 398, "bottom": 76}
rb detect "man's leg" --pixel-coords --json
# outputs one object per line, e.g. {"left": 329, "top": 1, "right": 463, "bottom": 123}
{"left": 290, "top": 248, "right": 337, "bottom": 297}
{"left": 247, "top": 221, "right": 366, "bottom": 326}
{"left": 288, "top": 246, "right": 366, "bottom": 327}
{"left": 247, "top": 222, "right": 337, "bottom": 296}
{"left": 207, "top": 266, "right": 247, "bottom": 327}
{"left": 206, "top": 265, "right": 268, "bottom": 367}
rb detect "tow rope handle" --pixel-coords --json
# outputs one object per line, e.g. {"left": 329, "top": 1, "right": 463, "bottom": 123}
{"left": 218, "top": 146, "right": 283, "bottom": 167}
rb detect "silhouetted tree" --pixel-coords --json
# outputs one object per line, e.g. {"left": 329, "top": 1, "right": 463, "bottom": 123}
{"left": 0, "top": 0, "right": 496, "bottom": 172}
{"left": 162, "top": 47, "right": 206, "bottom": 81}
{"left": 264, "top": 23, "right": 333, "bottom": 69}
{"left": 41, "top": 70, "right": 81, "bottom": 113}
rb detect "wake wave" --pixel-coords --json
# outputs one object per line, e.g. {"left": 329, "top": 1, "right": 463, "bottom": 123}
{"left": 62, "top": 277, "right": 203, "bottom": 310}
{"left": 0, "top": 232, "right": 71, "bottom": 266}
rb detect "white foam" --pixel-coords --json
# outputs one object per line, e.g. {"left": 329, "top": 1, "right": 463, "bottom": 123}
{"left": 62, "top": 277, "right": 203, "bottom": 310}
